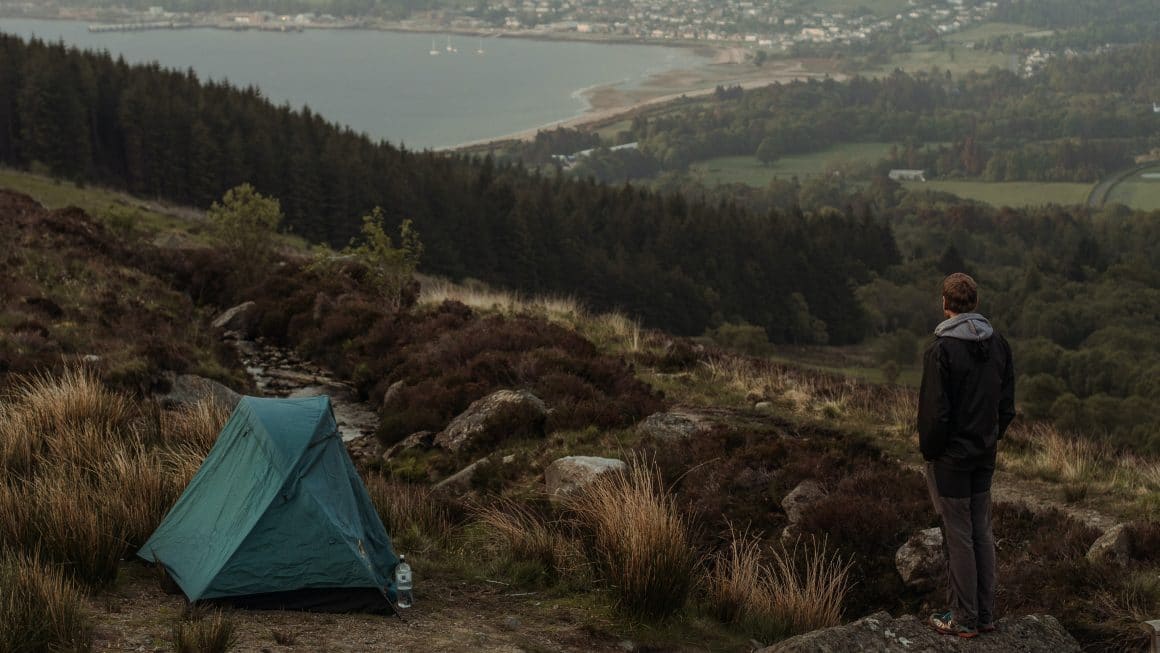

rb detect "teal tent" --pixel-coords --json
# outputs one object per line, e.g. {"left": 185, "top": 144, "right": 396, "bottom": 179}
{"left": 140, "top": 395, "right": 399, "bottom": 613}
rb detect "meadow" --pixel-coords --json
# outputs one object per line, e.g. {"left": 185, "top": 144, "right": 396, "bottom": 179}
{"left": 1105, "top": 165, "right": 1160, "bottom": 211}
{"left": 902, "top": 180, "right": 1094, "bottom": 207}
{"left": 689, "top": 143, "right": 895, "bottom": 186}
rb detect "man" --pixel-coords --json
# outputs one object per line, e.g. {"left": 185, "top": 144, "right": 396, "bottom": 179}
{"left": 917, "top": 272, "right": 1015, "bottom": 638}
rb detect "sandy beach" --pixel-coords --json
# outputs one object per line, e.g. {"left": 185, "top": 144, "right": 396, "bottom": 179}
{"left": 449, "top": 54, "right": 838, "bottom": 150}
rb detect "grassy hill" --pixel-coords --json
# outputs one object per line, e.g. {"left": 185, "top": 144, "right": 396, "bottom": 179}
{"left": 1, "top": 177, "right": 1158, "bottom": 652}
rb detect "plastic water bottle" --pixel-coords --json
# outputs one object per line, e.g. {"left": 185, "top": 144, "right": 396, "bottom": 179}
{"left": 394, "top": 555, "right": 413, "bottom": 608}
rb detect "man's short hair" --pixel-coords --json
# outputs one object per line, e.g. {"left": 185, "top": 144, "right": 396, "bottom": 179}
{"left": 942, "top": 273, "right": 978, "bottom": 313}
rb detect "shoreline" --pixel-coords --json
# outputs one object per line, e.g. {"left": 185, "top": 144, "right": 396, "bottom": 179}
{"left": 447, "top": 58, "right": 837, "bottom": 151}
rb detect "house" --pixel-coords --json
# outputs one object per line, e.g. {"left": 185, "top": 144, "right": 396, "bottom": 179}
{"left": 889, "top": 169, "right": 927, "bottom": 182}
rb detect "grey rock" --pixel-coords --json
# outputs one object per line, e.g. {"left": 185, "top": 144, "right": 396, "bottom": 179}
{"left": 382, "top": 431, "right": 437, "bottom": 461}
{"left": 434, "top": 390, "right": 548, "bottom": 454}
{"left": 434, "top": 456, "right": 491, "bottom": 490}
{"left": 1086, "top": 523, "right": 1131, "bottom": 564}
{"left": 757, "top": 611, "right": 1081, "bottom": 653}
{"left": 81, "top": 354, "right": 101, "bottom": 364}
{"left": 212, "top": 301, "right": 257, "bottom": 333}
{"left": 383, "top": 380, "right": 407, "bottom": 408}
{"left": 638, "top": 409, "right": 712, "bottom": 441}
{"left": 546, "top": 456, "right": 626, "bottom": 500}
{"left": 781, "top": 479, "right": 827, "bottom": 525}
{"left": 755, "top": 401, "right": 773, "bottom": 411}
{"left": 896, "top": 527, "right": 946, "bottom": 591}
{"left": 158, "top": 373, "right": 241, "bottom": 411}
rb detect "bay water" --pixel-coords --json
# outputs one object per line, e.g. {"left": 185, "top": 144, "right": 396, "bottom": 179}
{"left": 0, "top": 18, "right": 702, "bottom": 149}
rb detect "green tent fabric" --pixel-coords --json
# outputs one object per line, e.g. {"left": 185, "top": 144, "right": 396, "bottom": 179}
{"left": 139, "top": 395, "right": 399, "bottom": 612}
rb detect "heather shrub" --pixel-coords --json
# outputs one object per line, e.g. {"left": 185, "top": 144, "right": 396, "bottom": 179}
{"left": 796, "top": 466, "right": 932, "bottom": 612}
{"left": 0, "top": 551, "right": 93, "bottom": 652}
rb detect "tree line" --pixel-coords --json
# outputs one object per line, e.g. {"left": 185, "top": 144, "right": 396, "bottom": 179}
{"left": 0, "top": 33, "right": 899, "bottom": 343}
{"left": 615, "top": 45, "right": 1160, "bottom": 181}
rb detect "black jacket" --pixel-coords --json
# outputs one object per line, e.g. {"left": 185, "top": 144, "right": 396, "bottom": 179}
{"left": 917, "top": 323, "right": 1016, "bottom": 461}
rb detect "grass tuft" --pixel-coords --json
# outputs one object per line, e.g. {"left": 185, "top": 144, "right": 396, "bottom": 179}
{"left": 172, "top": 609, "right": 238, "bottom": 653}
{"left": 704, "top": 523, "right": 766, "bottom": 625}
{"left": 0, "top": 550, "right": 93, "bottom": 652}
{"left": 569, "top": 458, "right": 696, "bottom": 618}
{"left": 365, "top": 475, "right": 454, "bottom": 550}
{"left": 761, "top": 537, "right": 853, "bottom": 637}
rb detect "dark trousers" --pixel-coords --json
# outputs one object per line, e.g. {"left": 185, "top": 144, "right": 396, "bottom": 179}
{"left": 925, "top": 452, "right": 997, "bottom": 629}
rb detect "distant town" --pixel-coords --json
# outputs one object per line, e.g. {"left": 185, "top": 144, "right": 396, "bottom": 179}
{"left": 2, "top": 0, "right": 1002, "bottom": 51}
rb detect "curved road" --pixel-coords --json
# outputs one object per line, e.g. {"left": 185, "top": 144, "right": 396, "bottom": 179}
{"left": 1087, "top": 163, "right": 1151, "bottom": 208}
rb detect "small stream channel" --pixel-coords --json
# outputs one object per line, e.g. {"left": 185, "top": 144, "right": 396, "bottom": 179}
{"left": 224, "top": 333, "right": 384, "bottom": 464}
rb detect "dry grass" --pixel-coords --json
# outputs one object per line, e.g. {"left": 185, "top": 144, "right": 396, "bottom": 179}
{"left": 568, "top": 458, "right": 696, "bottom": 618}
{"left": 704, "top": 529, "right": 852, "bottom": 639}
{"left": 417, "top": 276, "right": 643, "bottom": 354}
{"left": 1005, "top": 423, "right": 1109, "bottom": 484}
{"left": 474, "top": 500, "right": 586, "bottom": 579}
{"left": 159, "top": 399, "right": 230, "bottom": 454}
{"left": 365, "top": 475, "right": 454, "bottom": 549}
{"left": 172, "top": 609, "right": 238, "bottom": 653}
{"left": 761, "top": 537, "right": 853, "bottom": 636}
{"left": 0, "top": 550, "right": 93, "bottom": 652}
{"left": 704, "top": 524, "right": 766, "bottom": 624}
{"left": 0, "top": 369, "right": 209, "bottom": 589}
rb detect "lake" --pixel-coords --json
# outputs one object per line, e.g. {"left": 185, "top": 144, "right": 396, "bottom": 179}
{"left": 0, "top": 18, "right": 703, "bottom": 149}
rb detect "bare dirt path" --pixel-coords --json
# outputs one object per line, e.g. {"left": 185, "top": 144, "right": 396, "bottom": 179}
{"left": 88, "top": 565, "right": 638, "bottom": 653}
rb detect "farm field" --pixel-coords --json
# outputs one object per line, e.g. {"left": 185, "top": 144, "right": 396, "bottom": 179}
{"left": 1105, "top": 165, "right": 1160, "bottom": 211}
{"left": 948, "top": 22, "right": 1050, "bottom": 43}
{"left": 866, "top": 45, "right": 1012, "bottom": 77}
{"left": 690, "top": 142, "right": 895, "bottom": 186}
{"left": 902, "top": 180, "right": 1093, "bottom": 207}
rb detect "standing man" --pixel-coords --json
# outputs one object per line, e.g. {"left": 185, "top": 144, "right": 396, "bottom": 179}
{"left": 918, "top": 272, "right": 1015, "bottom": 638}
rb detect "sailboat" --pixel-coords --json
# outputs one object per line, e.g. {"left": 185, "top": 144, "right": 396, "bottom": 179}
{"left": 475, "top": 36, "right": 485, "bottom": 55}
{"left": 429, "top": 38, "right": 440, "bottom": 56}
{"left": 445, "top": 35, "right": 457, "bottom": 53}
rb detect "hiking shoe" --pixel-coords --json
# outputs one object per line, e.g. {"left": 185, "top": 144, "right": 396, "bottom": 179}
{"left": 978, "top": 622, "right": 997, "bottom": 633}
{"left": 929, "top": 611, "right": 978, "bottom": 638}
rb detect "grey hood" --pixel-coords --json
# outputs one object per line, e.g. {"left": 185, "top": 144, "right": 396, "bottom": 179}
{"left": 934, "top": 313, "right": 993, "bottom": 341}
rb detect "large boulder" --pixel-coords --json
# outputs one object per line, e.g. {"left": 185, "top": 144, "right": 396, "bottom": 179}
{"left": 546, "top": 456, "right": 626, "bottom": 500}
{"left": 212, "top": 301, "right": 257, "bottom": 333}
{"left": 1086, "top": 523, "right": 1131, "bottom": 564}
{"left": 158, "top": 373, "right": 241, "bottom": 410}
{"left": 781, "top": 479, "right": 827, "bottom": 526}
{"left": 434, "top": 390, "right": 548, "bottom": 454}
{"left": 638, "top": 410, "right": 712, "bottom": 441}
{"left": 757, "top": 611, "right": 1081, "bottom": 653}
{"left": 896, "top": 527, "right": 946, "bottom": 591}
{"left": 382, "top": 431, "right": 437, "bottom": 461}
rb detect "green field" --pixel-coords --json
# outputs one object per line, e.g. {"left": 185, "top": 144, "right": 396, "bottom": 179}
{"left": 690, "top": 142, "right": 895, "bottom": 187}
{"left": 867, "top": 45, "right": 1012, "bottom": 77}
{"left": 903, "top": 180, "right": 1094, "bottom": 207}
{"left": 0, "top": 167, "right": 196, "bottom": 234}
{"left": 0, "top": 168, "right": 311, "bottom": 248}
{"left": 1105, "top": 165, "right": 1160, "bottom": 211}
{"left": 947, "top": 22, "right": 1047, "bottom": 43}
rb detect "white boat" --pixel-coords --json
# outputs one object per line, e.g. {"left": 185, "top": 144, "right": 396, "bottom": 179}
{"left": 445, "top": 35, "right": 457, "bottom": 53}
{"left": 475, "top": 37, "right": 485, "bottom": 55}
{"left": 429, "top": 38, "right": 440, "bottom": 55}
